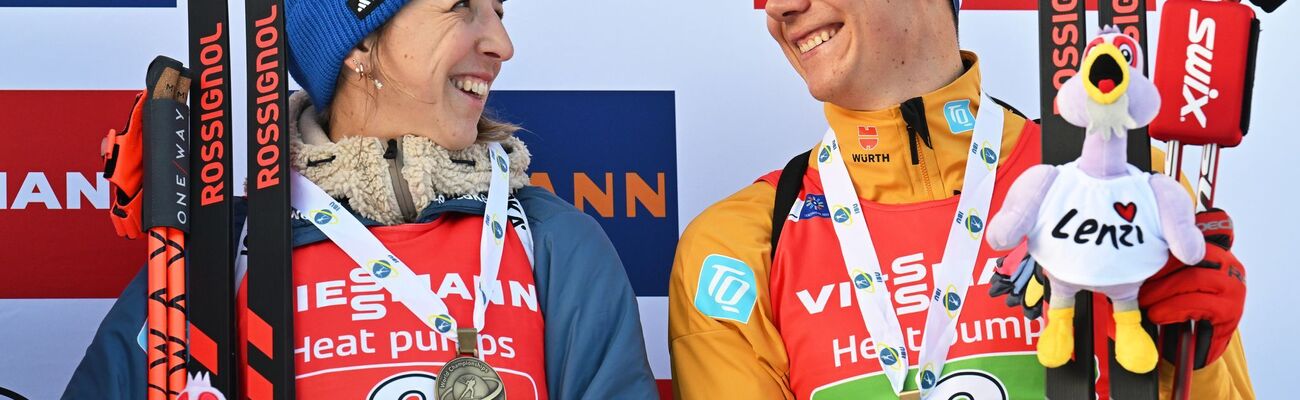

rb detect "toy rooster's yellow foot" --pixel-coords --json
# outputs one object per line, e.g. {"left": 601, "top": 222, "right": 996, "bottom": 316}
{"left": 1114, "top": 309, "right": 1158, "bottom": 373}
{"left": 1037, "top": 307, "right": 1075, "bottom": 368}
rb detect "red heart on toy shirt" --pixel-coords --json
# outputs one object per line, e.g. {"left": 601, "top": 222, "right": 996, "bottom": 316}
{"left": 1114, "top": 202, "right": 1137, "bottom": 222}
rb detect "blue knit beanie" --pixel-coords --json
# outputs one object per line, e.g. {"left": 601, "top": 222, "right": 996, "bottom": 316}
{"left": 287, "top": 0, "right": 412, "bottom": 108}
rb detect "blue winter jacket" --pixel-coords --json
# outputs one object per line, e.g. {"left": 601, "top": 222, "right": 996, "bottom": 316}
{"left": 61, "top": 186, "right": 659, "bottom": 399}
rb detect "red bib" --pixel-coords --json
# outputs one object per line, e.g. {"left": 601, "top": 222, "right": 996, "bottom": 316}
{"left": 237, "top": 214, "right": 548, "bottom": 399}
{"left": 765, "top": 125, "right": 1047, "bottom": 399}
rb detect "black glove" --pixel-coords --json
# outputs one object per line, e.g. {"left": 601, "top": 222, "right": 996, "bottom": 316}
{"left": 988, "top": 255, "right": 1050, "bottom": 320}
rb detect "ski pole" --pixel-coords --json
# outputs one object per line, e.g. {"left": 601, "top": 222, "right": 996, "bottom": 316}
{"left": 1149, "top": 0, "right": 1262, "bottom": 397}
{"left": 1160, "top": 140, "right": 1198, "bottom": 400}
{"left": 146, "top": 227, "right": 169, "bottom": 400}
{"left": 165, "top": 227, "right": 188, "bottom": 397}
{"left": 141, "top": 56, "right": 193, "bottom": 399}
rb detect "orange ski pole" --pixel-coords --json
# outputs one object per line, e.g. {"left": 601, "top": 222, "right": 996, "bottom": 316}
{"left": 140, "top": 57, "right": 192, "bottom": 399}
{"left": 147, "top": 227, "right": 170, "bottom": 400}
{"left": 165, "top": 227, "right": 189, "bottom": 398}
{"left": 102, "top": 57, "right": 194, "bottom": 399}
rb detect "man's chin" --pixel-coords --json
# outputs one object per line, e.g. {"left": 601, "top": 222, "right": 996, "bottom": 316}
{"left": 805, "top": 81, "right": 837, "bottom": 104}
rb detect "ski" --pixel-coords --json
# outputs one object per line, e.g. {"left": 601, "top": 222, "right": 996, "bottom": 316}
{"left": 1096, "top": 1, "right": 1160, "bottom": 398}
{"left": 1037, "top": 0, "right": 1093, "bottom": 398}
{"left": 1039, "top": 0, "right": 1158, "bottom": 398}
{"left": 186, "top": 0, "right": 237, "bottom": 395}
{"left": 243, "top": 0, "right": 294, "bottom": 397}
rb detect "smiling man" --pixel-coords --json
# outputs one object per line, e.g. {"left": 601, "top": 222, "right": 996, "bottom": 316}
{"left": 667, "top": 0, "right": 1254, "bottom": 399}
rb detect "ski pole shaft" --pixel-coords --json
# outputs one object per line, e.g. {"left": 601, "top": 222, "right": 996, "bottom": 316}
{"left": 165, "top": 227, "right": 188, "bottom": 398}
{"left": 147, "top": 227, "right": 169, "bottom": 400}
{"left": 1170, "top": 143, "right": 1223, "bottom": 400}
{"left": 1161, "top": 140, "right": 1195, "bottom": 400}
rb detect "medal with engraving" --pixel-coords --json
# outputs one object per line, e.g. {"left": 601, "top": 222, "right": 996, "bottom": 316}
{"left": 437, "top": 328, "right": 507, "bottom": 400}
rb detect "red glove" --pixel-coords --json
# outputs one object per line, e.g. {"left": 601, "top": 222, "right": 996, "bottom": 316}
{"left": 1139, "top": 208, "right": 1245, "bottom": 369}
{"left": 100, "top": 92, "right": 146, "bottom": 239}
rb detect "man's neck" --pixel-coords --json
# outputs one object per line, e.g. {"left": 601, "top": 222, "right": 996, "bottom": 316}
{"left": 836, "top": 42, "right": 965, "bottom": 112}
{"left": 856, "top": 55, "right": 963, "bottom": 111}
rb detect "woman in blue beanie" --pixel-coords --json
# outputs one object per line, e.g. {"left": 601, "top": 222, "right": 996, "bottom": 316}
{"left": 62, "top": 0, "right": 659, "bottom": 399}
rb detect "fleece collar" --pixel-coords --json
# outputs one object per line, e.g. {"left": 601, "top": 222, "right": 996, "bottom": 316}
{"left": 287, "top": 91, "right": 532, "bottom": 225}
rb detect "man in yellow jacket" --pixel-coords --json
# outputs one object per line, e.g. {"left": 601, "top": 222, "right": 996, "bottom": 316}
{"left": 668, "top": 0, "right": 1254, "bottom": 399}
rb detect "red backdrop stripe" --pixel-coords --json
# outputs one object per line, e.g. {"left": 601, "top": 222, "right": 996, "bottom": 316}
{"left": 0, "top": 90, "right": 144, "bottom": 299}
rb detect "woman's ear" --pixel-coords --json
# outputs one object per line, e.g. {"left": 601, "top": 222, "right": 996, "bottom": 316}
{"left": 344, "top": 32, "right": 380, "bottom": 74}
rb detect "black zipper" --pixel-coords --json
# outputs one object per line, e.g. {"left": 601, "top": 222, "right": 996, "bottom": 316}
{"left": 383, "top": 138, "right": 417, "bottom": 222}
{"left": 901, "top": 97, "right": 933, "bottom": 166}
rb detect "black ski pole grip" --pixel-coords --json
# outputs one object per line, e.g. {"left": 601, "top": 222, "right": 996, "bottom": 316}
{"left": 142, "top": 55, "right": 192, "bottom": 232}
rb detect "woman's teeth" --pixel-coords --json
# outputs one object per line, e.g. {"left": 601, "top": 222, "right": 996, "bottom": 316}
{"left": 451, "top": 77, "right": 490, "bottom": 98}
{"left": 798, "top": 28, "right": 838, "bottom": 54}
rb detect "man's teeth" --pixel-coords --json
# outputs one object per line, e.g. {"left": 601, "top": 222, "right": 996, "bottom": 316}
{"left": 798, "top": 28, "right": 837, "bottom": 54}
{"left": 452, "top": 77, "right": 490, "bottom": 97}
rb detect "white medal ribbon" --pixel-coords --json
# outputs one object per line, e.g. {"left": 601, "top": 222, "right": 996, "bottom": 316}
{"left": 813, "top": 94, "right": 1004, "bottom": 397}
{"left": 288, "top": 142, "right": 529, "bottom": 345}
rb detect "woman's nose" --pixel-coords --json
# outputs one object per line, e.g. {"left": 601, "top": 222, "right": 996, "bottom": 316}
{"left": 479, "top": 10, "right": 514, "bottom": 62}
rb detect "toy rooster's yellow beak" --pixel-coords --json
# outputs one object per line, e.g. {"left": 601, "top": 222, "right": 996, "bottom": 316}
{"left": 1081, "top": 43, "right": 1131, "bottom": 105}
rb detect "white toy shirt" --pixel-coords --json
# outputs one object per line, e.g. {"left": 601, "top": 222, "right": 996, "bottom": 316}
{"left": 1029, "top": 161, "right": 1168, "bottom": 287}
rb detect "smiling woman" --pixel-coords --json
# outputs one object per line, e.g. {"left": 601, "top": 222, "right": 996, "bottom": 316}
{"left": 322, "top": 0, "right": 515, "bottom": 149}
{"left": 60, "top": 0, "right": 661, "bottom": 398}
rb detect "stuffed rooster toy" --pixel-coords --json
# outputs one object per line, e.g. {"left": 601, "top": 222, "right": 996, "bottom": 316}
{"left": 986, "top": 27, "right": 1206, "bottom": 374}
{"left": 177, "top": 373, "right": 227, "bottom": 400}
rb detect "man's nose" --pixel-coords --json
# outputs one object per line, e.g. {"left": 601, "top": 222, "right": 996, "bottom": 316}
{"left": 765, "top": 0, "right": 811, "bottom": 22}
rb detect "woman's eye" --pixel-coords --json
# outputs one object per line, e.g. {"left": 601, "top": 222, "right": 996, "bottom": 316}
{"left": 452, "top": 0, "right": 469, "bottom": 10}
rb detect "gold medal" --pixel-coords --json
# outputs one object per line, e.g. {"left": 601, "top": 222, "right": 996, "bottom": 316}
{"left": 436, "top": 329, "right": 506, "bottom": 400}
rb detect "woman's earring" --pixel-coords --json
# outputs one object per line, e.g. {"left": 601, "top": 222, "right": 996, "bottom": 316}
{"left": 353, "top": 59, "right": 383, "bottom": 90}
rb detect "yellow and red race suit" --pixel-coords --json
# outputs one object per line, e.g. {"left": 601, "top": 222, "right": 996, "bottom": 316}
{"left": 668, "top": 52, "right": 1253, "bottom": 400}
